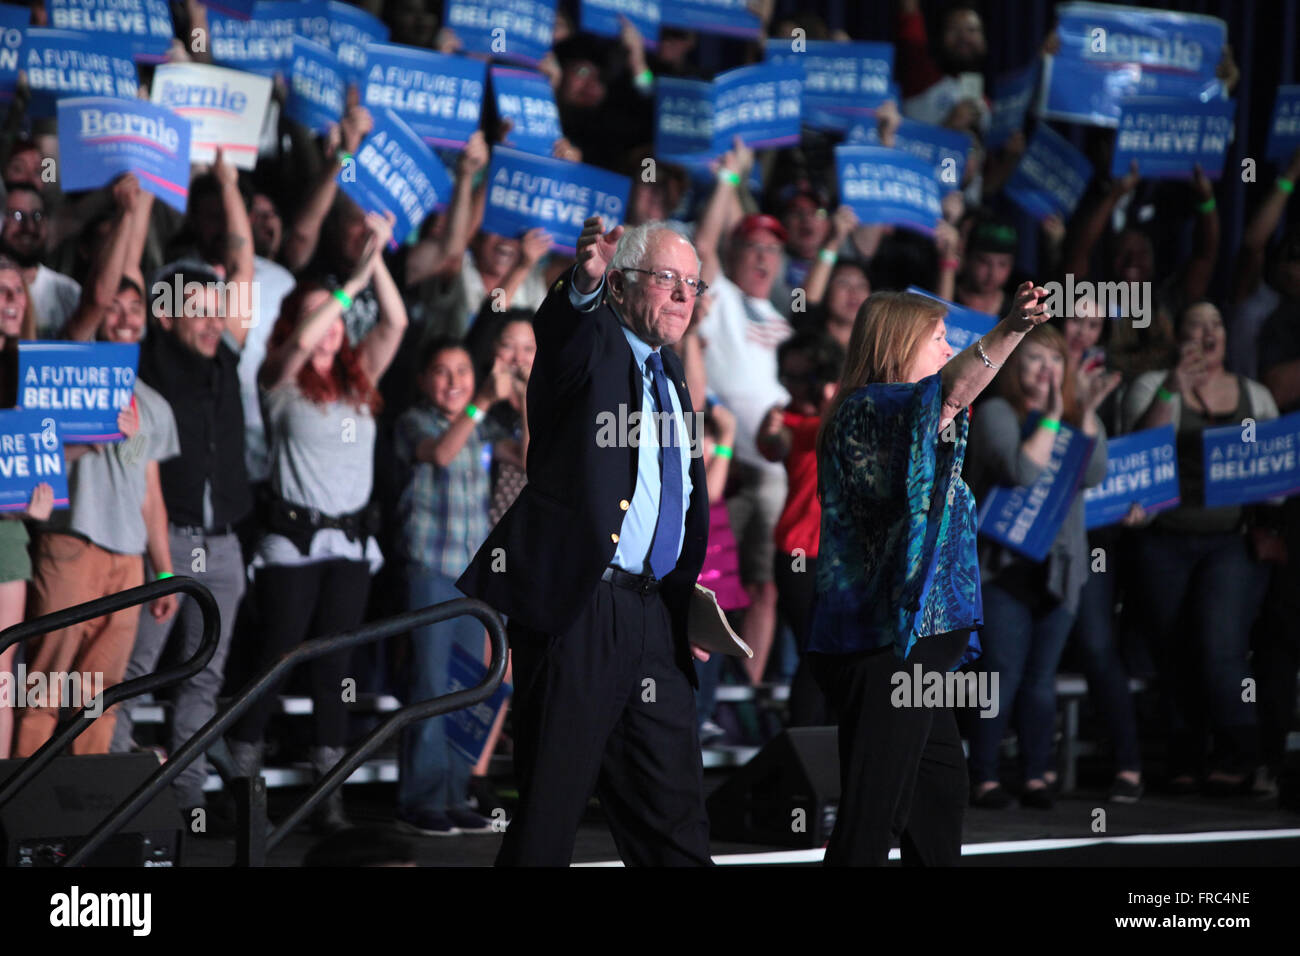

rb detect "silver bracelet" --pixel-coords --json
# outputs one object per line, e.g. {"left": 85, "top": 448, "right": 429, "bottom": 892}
{"left": 975, "top": 339, "right": 1002, "bottom": 370}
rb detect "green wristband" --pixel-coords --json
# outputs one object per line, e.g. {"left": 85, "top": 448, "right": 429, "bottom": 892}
{"left": 1039, "top": 417, "right": 1061, "bottom": 433}
{"left": 1278, "top": 177, "right": 1295, "bottom": 195}
{"left": 156, "top": 571, "right": 174, "bottom": 581}
{"left": 1156, "top": 386, "right": 1176, "bottom": 402}
{"left": 1197, "top": 196, "right": 1217, "bottom": 214}
{"left": 465, "top": 403, "right": 486, "bottom": 424}
{"left": 718, "top": 169, "right": 741, "bottom": 187}
{"left": 636, "top": 68, "right": 653, "bottom": 86}
{"left": 817, "top": 248, "right": 837, "bottom": 265}
{"left": 714, "top": 445, "right": 733, "bottom": 459}
{"left": 333, "top": 288, "right": 353, "bottom": 309}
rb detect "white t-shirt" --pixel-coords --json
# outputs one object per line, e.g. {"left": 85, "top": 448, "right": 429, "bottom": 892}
{"left": 31, "top": 264, "right": 82, "bottom": 338}
{"left": 433, "top": 250, "right": 549, "bottom": 336}
{"left": 697, "top": 272, "right": 793, "bottom": 469}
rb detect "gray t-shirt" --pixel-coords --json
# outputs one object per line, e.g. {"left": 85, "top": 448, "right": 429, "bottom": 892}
{"left": 254, "top": 381, "right": 381, "bottom": 569}
{"left": 32, "top": 264, "right": 82, "bottom": 339}
{"left": 56, "top": 379, "right": 181, "bottom": 554}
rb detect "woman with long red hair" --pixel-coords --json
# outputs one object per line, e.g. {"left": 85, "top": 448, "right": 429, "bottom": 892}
{"left": 227, "top": 211, "right": 406, "bottom": 833}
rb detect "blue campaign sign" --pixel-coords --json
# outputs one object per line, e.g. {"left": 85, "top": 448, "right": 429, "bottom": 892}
{"left": 987, "top": 61, "right": 1040, "bottom": 149}
{"left": 340, "top": 109, "right": 454, "bottom": 245}
{"left": 17, "top": 342, "right": 140, "bottom": 443}
{"left": 1202, "top": 411, "right": 1300, "bottom": 509}
{"left": 978, "top": 419, "right": 1096, "bottom": 562}
{"left": 57, "top": 96, "right": 192, "bottom": 212}
{"left": 47, "top": 0, "right": 173, "bottom": 63}
{"left": 491, "top": 66, "right": 562, "bottom": 157}
{"left": 1110, "top": 97, "right": 1236, "bottom": 180}
{"left": 714, "top": 63, "right": 802, "bottom": 151}
{"left": 445, "top": 642, "right": 512, "bottom": 766}
{"left": 848, "top": 118, "right": 971, "bottom": 189}
{"left": 22, "top": 29, "right": 139, "bottom": 117}
{"left": 764, "top": 40, "right": 893, "bottom": 133}
{"left": 200, "top": 0, "right": 255, "bottom": 19}
{"left": 326, "top": 0, "right": 388, "bottom": 87}
{"left": 0, "top": 410, "right": 69, "bottom": 512}
{"left": 363, "top": 45, "right": 486, "bottom": 149}
{"left": 835, "top": 145, "right": 943, "bottom": 238}
{"left": 285, "top": 37, "right": 345, "bottom": 133}
{"left": 1004, "top": 124, "right": 1094, "bottom": 221}
{"left": 660, "top": 0, "right": 759, "bottom": 38}
{"left": 1042, "top": 3, "right": 1227, "bottom": 128}
{"left": 443, "top": 0, "right": 555, "bottom": 66}
{"left": 0, "top": 4, "right": 27, "bottom": 106}
{"left": 1084, "top": 425, "right": 1179, "bottom": 529}
{"left": 580, "top": 0, "right": 659, "bottom": 47}
{"left": 482, "top": 147, "right": 630, "bottom": 253}
{"left": 904, "top": 287, "right": 996, "bottom": 356}
{"left": 209, "top": 1, "right": 302, "bottom": 77}
{"left": 654, "top": 76, "right": 713, "bottom": 162}
{"left": 1266, "top": 86, "right": 1300, "bottom": 163}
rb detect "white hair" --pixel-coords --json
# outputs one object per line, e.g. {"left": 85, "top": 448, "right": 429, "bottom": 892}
{"left": 610, "top": 220, "right": 700, "bottom": 274}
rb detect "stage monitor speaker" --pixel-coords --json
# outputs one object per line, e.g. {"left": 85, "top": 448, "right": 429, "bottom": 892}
{"left": 0, "top": 753, "right": 184, "bottom": 867}
{"left": 707, "top": 727, "right": 839, "bottom": 849}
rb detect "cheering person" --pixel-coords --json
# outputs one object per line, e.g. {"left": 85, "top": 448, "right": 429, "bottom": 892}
{"left": 808, "top": 282, "right": 1052, "bottom": 866}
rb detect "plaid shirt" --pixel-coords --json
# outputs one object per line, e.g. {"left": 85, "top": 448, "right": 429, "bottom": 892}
{"left": 395, "top": 399, "right": 509, "bottom": 578}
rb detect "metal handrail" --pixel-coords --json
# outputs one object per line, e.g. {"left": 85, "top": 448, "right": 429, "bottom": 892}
{"left": 0, "top": 576, "right": 219, "bottom": 809}
{"left": 65, "top": 597, "right": 507, "bottom": 867}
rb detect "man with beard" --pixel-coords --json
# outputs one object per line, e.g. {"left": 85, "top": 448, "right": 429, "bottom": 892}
{"left": 1, "top": 183, "right": 80, "bottom": 337}
{"left": 895, "top": 0, "right": 990, "bottom": 134}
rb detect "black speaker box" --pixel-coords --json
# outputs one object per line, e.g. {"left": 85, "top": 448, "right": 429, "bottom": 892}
{"left": 0, "top": 753, "right": 184, "bottom": 867}
{"left": 707, "top": 727, "right": 840, "bottom": 849}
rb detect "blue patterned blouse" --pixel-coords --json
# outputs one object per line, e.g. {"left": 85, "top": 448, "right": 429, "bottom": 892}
{"left": 808, "top": 373, "right": 983, "bottom": 667}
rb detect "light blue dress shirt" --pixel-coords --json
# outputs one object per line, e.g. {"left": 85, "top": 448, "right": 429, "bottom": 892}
{"left": 570, "top": 273, "right": 694, "bottom": 576}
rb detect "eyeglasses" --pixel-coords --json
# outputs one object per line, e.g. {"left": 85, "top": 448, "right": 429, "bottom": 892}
{"left": 621, "top": 268, "right": 709, "bottom": 297}
{"left": 4, "top": 209, "right": 44, "bottom": 226}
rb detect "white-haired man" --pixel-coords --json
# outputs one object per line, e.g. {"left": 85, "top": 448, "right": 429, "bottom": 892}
{"left": 458, "top": 217, "right": 714, "bottom": 866}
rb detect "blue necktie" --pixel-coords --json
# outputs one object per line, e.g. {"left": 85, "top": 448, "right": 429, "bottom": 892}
{"left": 645, "top": 351, "right": 683, "bottom": 580}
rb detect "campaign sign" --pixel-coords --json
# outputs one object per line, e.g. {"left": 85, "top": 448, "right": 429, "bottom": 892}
{"left": 848, "top": 119, "right": 971, "bottom": 188}
{"left": 209, "top": 1, "right": 304, "bottom": 77}
{"left": 1110, "top": 97, "right": 1235, "bottom": 180}
{"left": 764, "top": 40, "right": 893, "bottom": 132}
{"left": 200, "top": 0, "right": 256, "bottom": 19}
{"left": 1265, "top": 86, "right": 1300, "bottom": 163}
{"left": 1084, "top": 425, "right": 1179, "bottom": 529}
{"left": 714, "top": 63, "right": 802, "bottom": 151}
{"left": 660, "top": 0, "right": 759, "bottom": 38}
{"left": 285, "top": 37, "right": 345, "bottom": 133}
{"left": 151, "top": 63, "right": 271, "bottom": 171}
{"left": 22, "top": 29, "right": 139, "bottom": 117}
{"left": 340, "top": 110, "right": 453, "bottom": 245}
{"left": 326, "top": 0, "right": 388, "bottom": 87}
{"left": 445, "top": 642, "right": 513, "bottom": 765}
{"left": 987, "top": 61, "right": 1040, "bottom": 149}
{"left": 17, "top": 342, "right": 140, "bottom": 443}
{"left": 482, "top": 147, "right": 630, "bottom": 253}
{"left": 835, "top": 145, "right": 943, "bottom": 238}
{"left": 655, "top": 76, "right": 713, "bottom": 162}
{"left": 0, "top": 4, "right": 27, "bottom": 105}
{"left": 1004, "top": 124, "right": 1094, "bottom": 220}
{"left": 1202, "top": 410, "right": 1300, "bottom": 509}
{"left": 904, "top": 287, "right": 996, "bottom": 356}
{"left": 580, "top": 0, "right": 659, "bottom": 47}
{"left": 443, "top": 0, "right": 555, "bottom": 66}
{"left": 364, "top": 45, "right": 485, "bottom": 149}
{"left": 1041, "top": 3, "right": 1227, "bottom": 128}
{"left": 977, "top": 419, "right": 1096, "bottom": 562}
{"left": 491, "top": 66, "right": 563, "bottom": 157}
{"left": 0, "top": 410, "right": 69, "bottom": 512}
{"left": 47, "top": 0, "right": 172, "bottom": 63}
{"left": 56, "top": 96, "right": 191, "bottom": 212}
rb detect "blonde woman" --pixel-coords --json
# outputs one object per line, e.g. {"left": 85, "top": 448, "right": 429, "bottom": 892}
{"left": 807, "top": 283, "right": 1052, "bottom": 866}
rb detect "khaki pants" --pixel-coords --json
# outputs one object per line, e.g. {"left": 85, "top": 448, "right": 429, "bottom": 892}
{"left": 15, "top": 533, "right": 144, "bottom": 756}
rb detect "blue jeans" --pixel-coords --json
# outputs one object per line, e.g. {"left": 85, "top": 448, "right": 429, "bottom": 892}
{"left": 968, "top": 582, "right": 1076, "bottom": 783}
{"left": 397, "top": 570, "right": 483, "bottom": 817}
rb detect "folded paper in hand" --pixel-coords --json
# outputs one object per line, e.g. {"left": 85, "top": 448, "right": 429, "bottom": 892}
{"left": 689, "top": 583, "right": 753, "bottom": 658}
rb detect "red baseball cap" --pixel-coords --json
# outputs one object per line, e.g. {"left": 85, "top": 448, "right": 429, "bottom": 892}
{"left": 732, "top": 213, "right": 789, "bottom": 245}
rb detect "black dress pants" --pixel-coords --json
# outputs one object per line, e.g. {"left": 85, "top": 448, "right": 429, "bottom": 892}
{"left": 811, "top": 629, "right": 971, "bottom": 866}
{"left": 497, "top": 580, "right": 712, "bottom": 867}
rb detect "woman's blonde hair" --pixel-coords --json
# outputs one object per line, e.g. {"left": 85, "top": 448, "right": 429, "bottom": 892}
{"left": 0, "top": 258, "right": 38, "bottom": 343}
{"left": 995, "top": 322, "right": 1082, "bottom": 427}
{"left": 817, "top": 291, "right": 948, "bottom": 463}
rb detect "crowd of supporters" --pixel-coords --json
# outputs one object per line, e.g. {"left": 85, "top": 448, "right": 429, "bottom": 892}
{"left": 1, "top": 0, "right": 1297, "bottom": 838}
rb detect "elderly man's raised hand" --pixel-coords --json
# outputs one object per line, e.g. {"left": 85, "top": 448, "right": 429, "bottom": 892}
{"left": 574, "top": 216, "right": 624, "bottom": 295}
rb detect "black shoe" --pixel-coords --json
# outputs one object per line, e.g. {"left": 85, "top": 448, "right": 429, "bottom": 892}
{"left": 447, "top": 807, "right": 496, "bottom": 834}
{"left": 1107, "top": 776, "right": 1144, "bottom": 804}
{"left": 395, "top": 810, "right": 461, "bottom": 837}
{"left": 467, "top": 775, "right": 508, "bottom": 818}
{"left": 971, "top": 784, "right": 1012, "bottom": 809}
{"left": 1020, "top": 786, "right": 1054, "bottom": 809}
